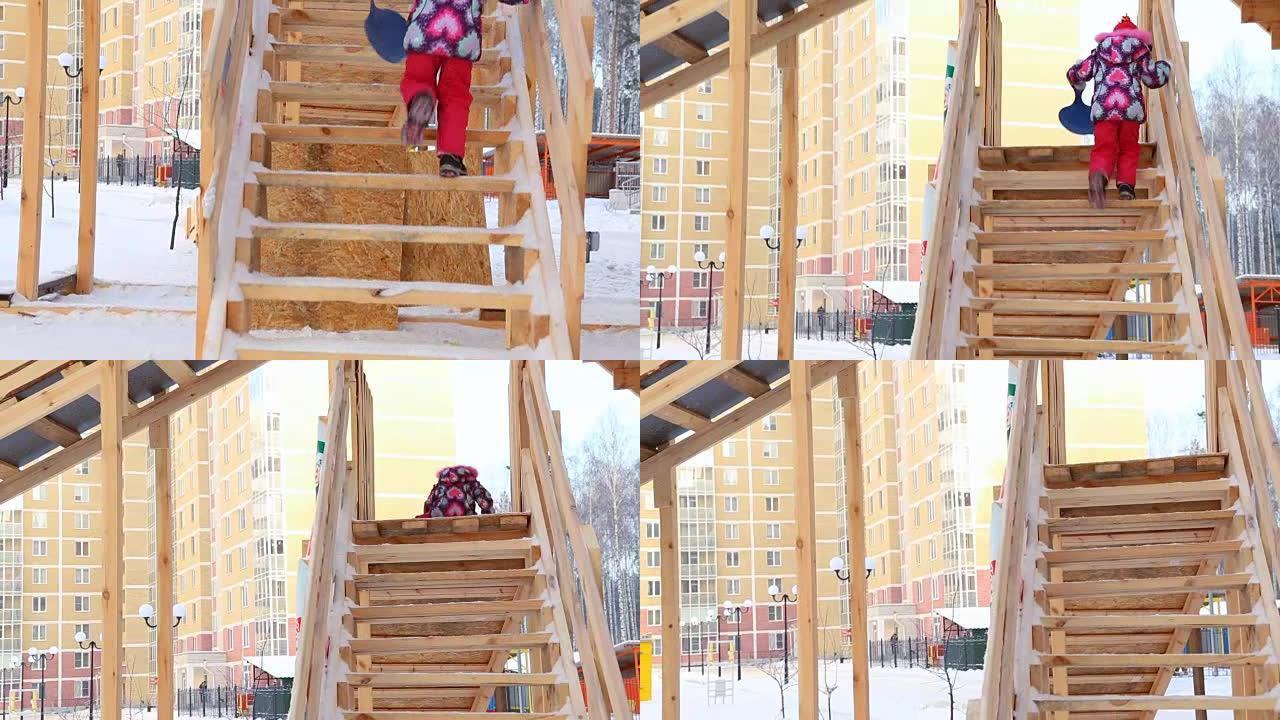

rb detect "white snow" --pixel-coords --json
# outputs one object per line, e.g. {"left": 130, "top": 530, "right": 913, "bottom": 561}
{"left": 0, "top": 181, "right": 197, "bottom": 293}
{"left": 642, "top": 665, "right": 1246, "bottom": 720}
{"left": 640, "top": 329, "right": 912, "bottom": 360}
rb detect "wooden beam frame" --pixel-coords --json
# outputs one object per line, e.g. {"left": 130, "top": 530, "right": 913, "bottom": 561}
{"left": 639, "top": 0, "right": 723, "bottom": 46}
{"left": 99, "top": 361, "right": 126, "bottom": 720}
{"left": 656, "top": 464, "right": 680, "bottom": 720}
{"left": 639, "top": 360, "right": 735, "bottom": 418}
{"left": 152, "top": 416, "right": 175, "bottom": 720}
{"left": 76, "top": 0, "right": 103, "bottom": 294}
{"left": 720, "top": 0, "right": 753, "bottom": 359}
{"left": 790, "top": 361, "right": 819, "bottom": 720}
{"left": 836, "top": 365, "right": 870, "bottom": 719}
{"left": 777, "top": 37, "right": 799, "bottom": 360}
{"left": 16, "top": 0, "right": 49, "bottom": 300}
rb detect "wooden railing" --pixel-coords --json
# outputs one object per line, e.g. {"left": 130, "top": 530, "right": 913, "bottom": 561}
{"left": 911, "top": 0, "right": 982, "bottom": 358}
{"left": 196, "top": 0, "right": 267, "bottom": 358}
{"left": 515, "top": 360, "right": 631, "bottom": 719}
{"left": 978, "top": 360, "right": 1042, "bottom": 720}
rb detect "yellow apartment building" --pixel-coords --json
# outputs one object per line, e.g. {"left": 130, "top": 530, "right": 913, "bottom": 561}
{"left": 640, "top": 2, "right": 1083, "bottom": 334}
{"left": 0, "top": 0, "right": 76, "bottom": 174}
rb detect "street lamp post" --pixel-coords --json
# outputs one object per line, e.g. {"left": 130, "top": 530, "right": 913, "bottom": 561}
{"left": 759, "top": 225, "right": 807, "bottom": 335}
{"left": 1, "top": 88, "right": 24, "bottom": 196}
{"left": 645, "top": 265, "right": 676, "bottom": 350}
{"left": 829, "top": 555, "right": 877, "bottom": 582}
{"left": 57, "top": 51, "right": 108, "bottom": 79}
{"left": 713, "top": 611, "right": 724, "bottom": 677}
{"left": 721, "top": 599, "right": 752, "bottom": 681}
{"left": 138, "top": 602, "right": 186, "bottom": 629}
{"left": 0, "top": 656, "right": 13, "bottom": 720}
{"left": 26, "top": 647, "right": 57, "bottom": 720}
{"left": 694, "top": 251, "right": 726, "bottom": 356}
{"left": 75, "top": 632, "right": 100, "bottom": 720}
{"left": 768, "top": 584, "right": 798, "bottom": 684}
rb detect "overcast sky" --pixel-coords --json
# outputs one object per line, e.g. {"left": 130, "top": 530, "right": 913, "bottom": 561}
{"left": 1079, "top": 0, "right": 1279, "bottom": 93}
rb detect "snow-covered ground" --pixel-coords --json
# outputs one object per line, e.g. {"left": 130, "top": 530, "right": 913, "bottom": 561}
{"left": 640, "top": 328, "right": 911, "bottom": 360}
{"left": 641, "top": 665, "right": 1240, "bottom": 719}
{"left": 0, "top": 181, "right": 638, "bottom": 357}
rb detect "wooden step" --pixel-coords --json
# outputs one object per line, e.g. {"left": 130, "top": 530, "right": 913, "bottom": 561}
{"left": 1045, "top": 509, "right": 1237, "bottom": 535}
{"left": 966, "top": 336, "right": 1189, "bottom": 357}
{"left": 978, "top": 144, "right": 1157, "bottom": 171}
{"left": 1042, "top": 573, "right": 1252, "bottom": 599}
{"left": 353, "top": 568, "right": 538, "bottom": 590}
{"left": 976, "top": 169, "right": 1161, "bottom": 191}
{"left": 1045, "top": 453, "right": 1228, "bottom": 486}
{"left": 1034, "top": 694, "right": 1276, "bottom": 712}
{"left": 352, "top": 537, "right": 534, "bottom": 563}
{"left": 252, "top": 220, "right": 529, "bottom": 247}
{"left": 968, "top": 298, "right": 1181, "bottom": 316}
{"left": 347, "top": 632, "right": 554, "bottom": 656}
{"left": 971, "top": 263, "right": 1175, "bottom": 281}
{"left": 353, "top": 514, "right": 531, "bottom": 542}
{"left": 269, "top": 81, "right": 506, "bottom": 106}
{"left": 272, "top": 42, "right": 502, "bottom": 69}
{"left": 254, "top": 169, "right": 517, "bottom": 193}
{"left": 345, "top": 671, "right": 559, "bottom": 688}
{"left": 260, "top": 123, "right": 512, "bottom": 148}
{"left": 1045, "top": 478, "right": 1233, "bottom": 507}
{"left": 1041, "top": 614, "right": 1260, "bottom": 630}
{"left": 238, "top": 275, "right": 532, "bottom": 310}
{"left": 341, "top": 714, "right": 567, "bottom": 720}
{"left": 974, "top": 199, "right": 1163, "bottom": 216}
{"left": 1041, "top": 540, "right": 1243, "bottom": 570}
{"left": 1040, "top": 653, "right": 1266, "bottom": 668}
{"left": 970, "top": 230, "right": 1167, "bottom": 252}
{"left": 349, "top": 599, "right": 545, "bottom": 624}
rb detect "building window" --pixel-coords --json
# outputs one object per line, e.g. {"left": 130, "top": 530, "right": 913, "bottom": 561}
{"left": 762, "top": 442, "right": 778, "bottom": 458}
{"left": 696, "top": 104, "right": 712, "bottom": 121}
{"left": 75, "top": 541, "right": 90, "bottom": 557}
{"left": 763, "top": 469, "right": 780, "bottom": 486}
{"left": 768, "top": 605, "right": 783, "bottom": 622}
{"left": 652, "top": 102, "right": 667, "bottom": 119}
{"left": 647, "top": 609, "right": 661, "bottom": 626}
{"left": 695, "top": 131, "right": 712, "bottom": 149}
{"left": 724, "top": 524, "right": 739, "bottom": 540}
{"left": 766, "top": 523, "right": 781, "bottom": 540}
{"left": 651, "top": 157, "right": 668, "bottom": 174}
{"left": 724, "top": 496, "right": 738, "bottom": 512}
{"left": 647, "top": 580, "right": 661, "bottom": 596}
{"left": 725, "top": 551, "right": 740, "bottom": 567}
{"left": 650, "top": 215, "right": 667, "bottom": 232}
{"left": 721, "top": 441, "right": 735, "bottom": 457}
{"left": 75, "top": 595, "right": 90, "bottom": 613}
{"left": 75, "top": 513, "right": 90, "bottom": 530}
{"left": 695, "top": 160, "right": 710, "bottom": 176}
{"left": 698, "top": 80, "right": 712, "bottom": 94}
{"left": 74, "top": 485, "right": 90, "bottom": 502}
{"left": 31, "top": 512, "right": 47, "bottom": 529}
{"left": 32, "top": 568, "right": 47, "bottom": 585}
{"left": 32, "top": 596, "right": 47, "bottom": 613}
{"left": 695, "top": 187, "right": 711, "bottom": 204}
{"left": 691, "top": 300, "right": 708, "bottom": 318}
{"left": 694, "top": 215, "right": 709, "bottom": 232}
{"left": 762, "top": 415, "right": 777, "bottom": 431}
{"left": 721, "top": 468, "right": 737, "bottom": 486}
{"left": 75, "top": 461, "right": 90, "bottom": 475}
{"left": 74, "top": 652, "right": 90, "bottom": 669}
{"left": 651, "top": 185, "right": 667, "bottom": 202}
{"left": 692, "top": 271, "right": 708, "bottom": 290}
{"left": 75, "top": 568, "right": 90, "bottom": 585}
{"left": 32, "top": 485, "right": 46, "bottom": 501}
{"left": 652, "top": 128, "right": 668, "bottom": 146}
{"left": 32, "top": 540, "right": 47, "bottom": 556}
{"left": 766, "top": 550, "right": 782, "bottom": 567}
{"left": 726, "top": 579, "right": 740, "bottom": 595}
{"left": 32, "top": 625, "right": 46, "bottom": 641}
{"left": 646, "top": 550, "right": 659, "bottom": 567}
{"left": 765, "top": 497, "right": 780, "bottom": 512}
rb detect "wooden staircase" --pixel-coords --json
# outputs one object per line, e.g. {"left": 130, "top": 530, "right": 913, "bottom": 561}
{"left": 339, "top": 513, "right": 580, "bottom": 719}
{"left": 956, "top": 144, "right": 1205, "bottom": 360}
{"left": 199, "top": 0, "right": 573, "bottom": 358}
{"left": 1024, "top": 453, "right": 1280, "bottom": 718}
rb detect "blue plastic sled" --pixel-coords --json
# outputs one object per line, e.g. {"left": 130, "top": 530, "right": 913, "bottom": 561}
{"left": 1059, "top": 88, "right": 1094, "bottom": 136}
{"left": 365, "top": 0, "right": 408, "bottom": 64}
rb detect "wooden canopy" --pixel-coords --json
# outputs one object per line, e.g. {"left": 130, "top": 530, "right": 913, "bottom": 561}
{"left": 1233, "top": 0, "right": 1280, "bottom": 48}
{"left": 639, "top": 0, "right": 867, "bottom": 108}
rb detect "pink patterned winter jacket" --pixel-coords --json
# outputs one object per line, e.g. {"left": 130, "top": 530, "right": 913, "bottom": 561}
{"left": 405, "top": 0, "right": 527, "bottom": 62}
{"left": 1067, "top": 27, "right": 1171, "bottom": 124}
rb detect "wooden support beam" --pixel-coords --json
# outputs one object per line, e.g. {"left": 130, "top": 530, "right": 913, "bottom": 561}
{"left": 509, "top": 362, "right": 528, "bottom": 512}
{"left": 777, "top": 36, "right": 799, "bottom": 360}
{"left": 99, "top": 361, "right": 126, "bottom": 720}
{"left": 836, "top": 365, "right": 870, "bottom": 720}
{"left": 152, "top": 417, "right": 175, "bottom": 720}
{"left": 790, "top": 361, "right": 818, "bottom": 720}
{"left": 0, "top": 362, "right": 103, "bottom": 440}
{"left": 640, "top": 361, "right": 735, "bottom": 418}
{"left": 720, "top": 0, "right": 752, "bottom": 359}
{"left": 17, "top": 0, "right": 48, "bottom": 300}
{"left": 1041, "top": 360, "right": 1065, "bottom": 465}
{"left": 351, "top": 362, "right": 375, "bottom": 521}
{"left": 656, "top": 464, "right": 680, "bottom": 720}
{"left": 76, "top": 0, "right": 103, "bottom": 294}
{"left": 640, "top": 0, "right": 723, "bottom": 46}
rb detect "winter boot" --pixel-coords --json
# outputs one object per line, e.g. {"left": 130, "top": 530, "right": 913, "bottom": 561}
{"left": 401, "top": 92, "right": 437, "bottom": 151}
{"left": 1117, "top": 182, "right": 1136, "bottom": 201}
{"left": 439, "top": 153, "right": 468, "bottom": 178}
{"left": 1088, "top": 170, "right": 1109, "bottom": 210}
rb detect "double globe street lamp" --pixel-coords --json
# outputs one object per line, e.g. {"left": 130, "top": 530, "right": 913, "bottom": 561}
{"left": 721, "top": 599, "right": 752, "bottom": 681}
{"left": 26, "top": 646, "right": 57, "bottom": 720}
{"left": 74, "top": 631, "right": 102, "bottom": 720}
{"left": 138, "top": 602, "right": 186, "bottom": 629}
{"left": 57, "top": 51, "right": 108, "bottom": 79}
{"left": 1, "top": 88, "right": 23, "bottom": 194}
{"left": 693, "top": 250, "right": 726, "bottom": 355}
{"left": 829, "top": 555, "right": 877, "bottom": 581}
{"left": 767, "top": 584, "right": 798, "bottom": 684}
{"left": 645, "top": 265, "right": 677, "bottom": 350}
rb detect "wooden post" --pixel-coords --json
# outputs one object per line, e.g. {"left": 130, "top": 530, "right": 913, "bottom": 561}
{"left": 655, "top": 466, "right": 680, "bottom": 720}
{"left": 509, "top": 362, "right": 528, "bottom": 512}
{"left": 151, "top": 417, "right": 175, "bottom": 720}
{"left": 17, "top": 0, "right": 49, "bottom": 300}
{"left": 721, "top": 0, "right": 753, "bottom": 359}
{"left": 350, "top": 361, "right": 375, "bottom": 520}
{"left": 1041, "top": 360, "right": 1065, "bottom": 465}
{"left": 76, "top": 0, "right": 103, "bottom": 294}
{"left": 777, "top": 37, "right": 799, "bottom": 360}
{"left": 836, "top": 365, "right": 870, "bottom": 719}
{"left": 1205, "top": 360, "right": 1225, "bottom": 452}
{"left": 790, "top": 361, "right": 819, "bottom": 720}
{"left": 99, "top": 361, "right": 126, "bottom": 720}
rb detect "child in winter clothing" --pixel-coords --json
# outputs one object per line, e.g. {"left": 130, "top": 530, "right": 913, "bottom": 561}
{"left": 417, "top": 465, "right": 496, "bottom": 517}
{"left": 400, "top": 0, "right": 525, "bottom": 178}
{"left": 1068, "top": 15, "right": 1171, "bottom": 210}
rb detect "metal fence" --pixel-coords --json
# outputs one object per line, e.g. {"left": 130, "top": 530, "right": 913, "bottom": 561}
{"left": 173, "top": 684, "right": 291, "bottom": 718}
{"left": 794, "top": 309, "right": 916, "bottom": 346}
{"left": 97, "top": 151, "right": 199, "bottom": 188}
{"left": 868, "top": 635, "right": 986, "bottom": 670}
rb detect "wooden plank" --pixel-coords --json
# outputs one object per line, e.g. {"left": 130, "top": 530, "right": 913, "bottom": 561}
{"left": 345, "top": 672, "right": 559, "bottom": 687}
{"left": 238, "top": 275, "right": 532, "bottom": 310}
{"left": 968, "top": 337, "right": 1189, "bottom": 356}
{"left": 154, "top": 361, "right": 198, "bottom": 386}
{"left": 27, "top": 417, "right": 82, "bottom": 447}
{"left": 1035, "top": 695, "right": 1276, "bottom": 712}
{"left": 99, "top": 361, "right": 126, "bottom": 720}
{"left": 152, "top": 417, "right": 175, "bottom": 720}
{"left": 349, "top": 600, "right": 544, "bottom": 623}
{"left": 1045, "top": 510, "right": 1235, "bottom": 534}
{"left": 347, "top": 633, "right": 553, "bottom": 655}
{"left": 1040, "top": 654, "right": 1266, "bottom": 668}
{"left": 254, "top": 169, "right": 516, "bottom": 193}
{"left": 1042, "top": 614, "right": 1260, "bottom": 629}
{"left": 836, "top": 365, "right": 870, "bottom": 720}
{"left": 717, "top": 366, "right": 771, "bottom": 398}
{"left": 649, "top": 402, "right": 712, "bottom": 432}
{"left": 639, "top": 361, "right": 735, "bottom": 418}
{"left": 76, "top": 0, "right": 103, "bottom": 295}
{"left": 16, "top": 0, "right": 48, "bottom": 300}
{"left": 0, "top": 362, "right": 102, "bottom": 440}
{"left": 252, "top": 221, "right": 528, "bottom": 247}
{"left": 791, "top": 361, "right": 818, "bottom": 720}
{"left": 640, "top": 0, "right": 723, "bottom": 45}
{"left": 968, "top": 298, "right": 1181, "bottom": 316}
{"left": 657, "top": 464, "right": 680, "bottom": 720}
{"left": 1042, "top": 573, "right": 1252, "bottom": 599}
{"left": 776, "top": 36, "right": 799, "bottom": 360}
{"left": 719, "top": 0, "right": 752, "bottom": 358}
{"left": 260, "top": 122, "right": 511, "bottom": 147}
{"left": 351, "top": 538, "right": 534, "bottom": 563}
{"left": 971, "top": 263, "right": 1176, "bottom": 280}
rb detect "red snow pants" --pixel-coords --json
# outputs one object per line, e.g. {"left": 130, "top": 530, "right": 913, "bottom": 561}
{"left": 1090, "top": 119, "right": 1142, "bottom": 188}
{"left": 400, "top": 52, "right": 474, "bottom": 157}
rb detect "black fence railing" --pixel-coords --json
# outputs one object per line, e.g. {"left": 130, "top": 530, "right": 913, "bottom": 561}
{"left": 868, "top": 635, "right": 986, "bottom": 670}
{"left": 97, "top": 151, "right": 199, "bottom": 188}
{"left": 172, "top": 684, "right": 291, "bottom": 718}
{"left": 794, "top": 309, "right": 916, "bottom": 346}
